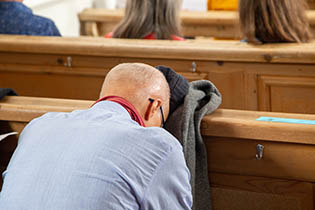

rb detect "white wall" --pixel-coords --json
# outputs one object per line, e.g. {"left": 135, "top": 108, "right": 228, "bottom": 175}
{"left": 182, "top": 0, "right": 207, "bottom": 11}
{"left": 24, "top": 0, "right": 93, "bottom": 36}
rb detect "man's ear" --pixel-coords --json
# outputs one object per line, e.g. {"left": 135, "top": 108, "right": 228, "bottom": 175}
{"left": 144, "top": 99, "right": 161, "bottom": 121}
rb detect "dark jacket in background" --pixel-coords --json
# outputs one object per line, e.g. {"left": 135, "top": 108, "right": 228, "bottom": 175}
{"left": 0, "top": 88, "right": 17, "bottom": 100}
{"left": 0, "top": 2, "right": 61, "bottom": 36}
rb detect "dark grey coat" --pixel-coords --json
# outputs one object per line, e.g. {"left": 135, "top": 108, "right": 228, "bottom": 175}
{"left": 164, "top": 80, "right": 222, "bottom": 210}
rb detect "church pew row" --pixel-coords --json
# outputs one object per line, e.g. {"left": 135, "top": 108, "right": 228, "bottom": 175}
{"left": 1, "top": 35, "right": 315, "bottom": 114}
{"left": 78, "top": 9, "right": 315, "bottom": 38}
{"left": 1, "top": 96, "right": 315, "bottom": 210}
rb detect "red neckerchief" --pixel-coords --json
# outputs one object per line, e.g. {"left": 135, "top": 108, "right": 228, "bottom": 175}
{"left": 91, "top": 96, "right": 145, "bottom": 127}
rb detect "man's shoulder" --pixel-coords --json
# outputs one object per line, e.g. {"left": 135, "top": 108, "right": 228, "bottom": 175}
{"left": 141, "top": 127, "right": 183, "bottom": 152}
{"left": 31, "top": 14, "right": 55, "bottom": 25}
{"left": 30, "top": 14, "right": 59, "bottom": 31}
{"left": 14, "top": 9, "right": 61, "bottom": 36}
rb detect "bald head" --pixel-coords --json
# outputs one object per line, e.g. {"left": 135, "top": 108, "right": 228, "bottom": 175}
{"left": 99, "top": 63, "right": 170, "bottom": 127}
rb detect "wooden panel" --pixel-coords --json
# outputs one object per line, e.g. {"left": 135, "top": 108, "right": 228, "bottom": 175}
{"left": 0, "top": 72, "right": 103, "bottom": 100}
{"left": 210, "top": 173, "right": 313, "bottom": 210}
{"left": 207, "top": 68, "right": 245, "bottom": 110}
{"left": 98, "top": 22, "right": 119, "bottom": 36}
{"left": 0, "top": 54, "right": 208, "bottom": 100}
{"left": 2, "top": 36, "right": 315, "bottom": 113}
{"left": 258, "top": 75, "right": 315, "bottom": 114}
{"left": 308, "top": 0, "right": 315, "bottom": 9}
{"left": 206, "top": 137, "right": 315, "bottom": 182}
{"left": 181, "top": 24, "right": 240, "bottom": 38}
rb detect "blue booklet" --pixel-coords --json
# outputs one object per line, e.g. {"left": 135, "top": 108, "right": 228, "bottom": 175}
{"left": 256, "top": 117, "right": 315, "bottom": 125}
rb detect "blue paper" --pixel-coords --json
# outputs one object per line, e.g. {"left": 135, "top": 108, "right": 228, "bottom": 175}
{"left": 256, "top": 117, "right": 315, "bottom": 125}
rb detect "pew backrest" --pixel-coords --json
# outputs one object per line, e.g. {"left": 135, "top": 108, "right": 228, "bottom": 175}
{"left": 1, "top": 35, "right": 315, "bottom": 114}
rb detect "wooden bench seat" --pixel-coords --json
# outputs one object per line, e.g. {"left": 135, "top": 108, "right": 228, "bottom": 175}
{"left": 1, "top": 35, "right": 315, "bottom": 114}
{"left": 78, "top": 9, "right": 315, "bottom": 38}
{"left": 1, "top": 96, "right": 315, "bottom": 210}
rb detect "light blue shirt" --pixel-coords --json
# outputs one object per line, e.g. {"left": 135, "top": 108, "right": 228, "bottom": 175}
{"left": 0, "top": 101, "right": 192, "bottom": 210}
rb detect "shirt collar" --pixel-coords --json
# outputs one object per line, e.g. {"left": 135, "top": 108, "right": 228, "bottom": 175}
{"left": 90, "top": 100, "right": 134, "bottom": 120}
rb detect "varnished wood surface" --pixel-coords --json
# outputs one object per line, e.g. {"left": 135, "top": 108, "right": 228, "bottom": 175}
{"left": 1, "top": 96, "right": 315, "bottom": 145}
{"left": 201, "top": 109, "right": 315, "bottom": 145}
{"left": 210, "top": 173, "right": 314, "bottom": 210}
{"left": 206, "top": 137, "right": 315, "bottom": 183}
{"left": 79, "top": 9, "right": 239, "bottom": 24}
{"left": 78, "top": 9, "right": 315, "bottom": 38}
{"left": 1, "top": 35, "right": 315, "bottom": 64}
{"left": 1, "top": 96, "right": 315, "bottom": 210}
{"left": 1, "top": 36, "right": 315, "bottom": 114}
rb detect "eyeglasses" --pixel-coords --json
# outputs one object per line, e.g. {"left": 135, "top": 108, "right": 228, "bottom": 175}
{"left": 148, "top": 98, "right": 165, "bottom": 127}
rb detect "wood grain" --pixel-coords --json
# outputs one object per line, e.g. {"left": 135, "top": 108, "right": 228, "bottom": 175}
{"left": 210, "top": 173, "right": 313, "bottom": 210}
{"left": 206, "top": 137, "right": 315, "bottom": 182}
{"left": 257, "top": 75, "right": 315, "bottom": 114}
{"left": 1, "top": 97, "right": 315, "bottom": 144}
{"left": 2, "top": 36, "right": 315, "bottom": 64}
{"left": 1, "top": 36, "right": 315, "bottom": 113}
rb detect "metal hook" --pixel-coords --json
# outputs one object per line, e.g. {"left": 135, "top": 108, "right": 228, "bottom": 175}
{"left": 191, "top": 62, "right": 196, "bottom": 73}
{"left": 256, "top": 144, "right": 264, "bottom": 160}
{"left": 64, "top": 56, "right": 72, "bottom": 68}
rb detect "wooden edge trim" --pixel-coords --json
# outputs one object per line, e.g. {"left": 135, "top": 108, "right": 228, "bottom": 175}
{"left": 1, "top": 97, "right": 315, "bottom": 145}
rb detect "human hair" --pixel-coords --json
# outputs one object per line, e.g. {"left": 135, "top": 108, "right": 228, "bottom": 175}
{"left": 239, "top": 0, "right": 312, "bottom": 44}
{"left": 112, "top": 0, "right": 181, "bottom": 40}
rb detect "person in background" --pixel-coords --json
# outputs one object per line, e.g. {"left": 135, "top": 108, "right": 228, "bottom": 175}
{"left": 239, "top": 0, "right": 312, "bottom": 44}
{"left": 0, "top": 0, "right": 61, "bottom": 36}
{"left": 106, "top": 0, "right": 184, "bottom": 40}
{"left": 0, "top": 63, "right": 192, "bottom": 210}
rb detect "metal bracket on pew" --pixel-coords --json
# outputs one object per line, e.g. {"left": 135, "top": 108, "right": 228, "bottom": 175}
{"left": 256, "top": 144, "right": 264, "bottom": 160}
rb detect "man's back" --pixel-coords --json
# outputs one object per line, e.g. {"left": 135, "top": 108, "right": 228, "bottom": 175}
{"left": 0, "top": 101, "right": 192, "bottom": 210}
{"left": 0, "top": 1, "right": 61, "bottom": 36}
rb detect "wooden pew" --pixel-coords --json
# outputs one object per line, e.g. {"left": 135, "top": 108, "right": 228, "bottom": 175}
{"left": 309, "top": 0, "right": 315, "bottom": 9}
{"left": 78, "top": 9, "right": 315, "bottom": 38}
{"left": 1, "top": 35, "right": 315, "bottom": 114}
{"left": 1, "top": 96, "right": 315, "bottom": 210}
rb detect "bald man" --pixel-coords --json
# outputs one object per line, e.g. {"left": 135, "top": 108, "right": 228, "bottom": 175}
{"left": 0, "top": 63, "right": 192, "bottom": 210}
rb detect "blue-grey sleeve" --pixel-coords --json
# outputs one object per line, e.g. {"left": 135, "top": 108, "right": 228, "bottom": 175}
{"left": 140, "top": 147, "right": 193, "bottom": 210}
{"left": 47, "top": 21, "right": 61, "bottom": 36}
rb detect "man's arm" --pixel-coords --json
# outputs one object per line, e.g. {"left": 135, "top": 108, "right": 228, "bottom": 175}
{"left": 140, "top": 147, "right": 192, "bottom": 210}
